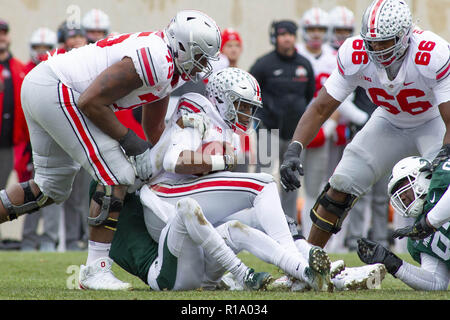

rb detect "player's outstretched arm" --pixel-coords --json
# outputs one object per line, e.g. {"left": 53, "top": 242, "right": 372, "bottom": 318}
{"left": 357, "top": 238, "right": 403, "bottom": 276}
{"left": 291, "top": 87, "right": 341, "bottom": 146}
{"left": 392, "top": 215, "right": 436, "bottom": 240}
{"left": 77, "top": 57, "right": 143, "bottom": 140}
{"left": 280, "top": 88, "right": 341, "bottom": 191}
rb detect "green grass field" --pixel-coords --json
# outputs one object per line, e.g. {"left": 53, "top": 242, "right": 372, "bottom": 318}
{"left": 0, "top": 250, "right": 449, "bottom": 300}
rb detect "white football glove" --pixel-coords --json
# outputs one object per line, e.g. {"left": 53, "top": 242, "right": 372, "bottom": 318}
{"left": 180, "top": 113, "right": 210, "bottom": 138}
{"left": 129, "top": 148, "right": 152, "bottom": 181}
{"left": 118, "top": 129, "right": 153, "bottom": 181}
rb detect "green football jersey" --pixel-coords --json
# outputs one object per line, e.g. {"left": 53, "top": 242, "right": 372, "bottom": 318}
{"left": 407, "top": 160, "right": 450, "bottom": 269}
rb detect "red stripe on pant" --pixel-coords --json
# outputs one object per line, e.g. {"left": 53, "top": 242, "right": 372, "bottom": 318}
{"left": 151, "top": 180, "right": 265, "bottom": 195}
{"left": 61, "top": 84, "right": 116, "bottom": 185}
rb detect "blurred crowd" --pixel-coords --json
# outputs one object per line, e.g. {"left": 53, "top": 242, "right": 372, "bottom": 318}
{"left": 0, "top": 6, "right": 411, "bottom": 253}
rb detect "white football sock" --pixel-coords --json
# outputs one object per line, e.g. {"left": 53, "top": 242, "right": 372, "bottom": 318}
{"left": 222, "top": 220, "right": 307, "bottom": 280}
{"left": 253, "top": 182, "right": 298, "bottom": 253}
{"left": 86, "top": 240, "right": 111, "bottom": 266}
{"left": 295, "top": 238, "right": 313, "bottom": 260}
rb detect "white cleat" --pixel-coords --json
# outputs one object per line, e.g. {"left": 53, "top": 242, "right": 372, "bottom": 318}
{"left": 78, "top": 257, "right": 133, "bottom": 291}
{"left": 330, "top": 260, "right": 346, "bottom": 279}
{"left": 331, "top": 263, "right": 387, "bottom": 291}
{"left": 270, "top": 275, "right": 293, "bottom": 291}
{"left": 217, "top": 272, "right": 244, "bottom": 291}
{"left": 290, "top": 279, "right": 310, "bottom": 292}
{"left": 270, "top": 275, "right": 310, "bottom": 292}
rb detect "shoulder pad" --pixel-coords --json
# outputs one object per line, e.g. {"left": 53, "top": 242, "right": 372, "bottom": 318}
{"left": 336, "top": 36, "right": 369, "bottom": 76}
{"left": 176, "top": 92, "right": 211, "bottom": 116}
{"left": 135, "top": 34, "right": 174, "bottom": 87}
{"left": 410, "top": 30, "right": 450, "bottom": 82}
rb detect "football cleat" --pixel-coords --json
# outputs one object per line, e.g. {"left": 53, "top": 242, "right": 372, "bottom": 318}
{"left": 217, "top": 272, "right": 244, "bottom": 291}
{"left": 308, "top": 246, "right": 332, "bottom": 291}
{"left": 303, "top": 266, "right": 333, "bottom": 292}
{"left": 270, "top": 275, "right": 311, "bottom": 292}
{"left": 331, "top": 263, "right": 387, "bottom": 291}
{"left": 270, "top": 275, "right": 293, "bottom": 291}
{"left": 78, "top": 257, "right": 133, "bottom": 291}
{"left": 243, "top": 268, "right": 273, "bottom": 291}
{"left": 309, "top": 246, "right": 331, "bottom": 275}
{"left": 290, "top": 279, "right": 310, "bottom": 292}
{"left": 330, "top": 260, "right": 346, "bottom": 279}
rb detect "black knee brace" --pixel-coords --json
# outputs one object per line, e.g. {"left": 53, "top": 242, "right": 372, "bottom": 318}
{"left": 310, "top": 183, "right": 357, "bottom": 234}
{"left": 0, "top": 181, "right": 50, "bottom": 221}
{"left": 88, "top": 185, "right": 123, "bottom": 231}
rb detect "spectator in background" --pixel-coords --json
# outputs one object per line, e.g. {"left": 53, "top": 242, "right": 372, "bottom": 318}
{"left": 50, "top": 21, "right": 88, "bottom": 57}
{"left": 249, "top": 20, "right": 315, "bottom": 222}
{"left": 220, "top": 28, "right": 242, "bottom": 68}
{"left": 219, "top": 28, "right": 252, "bottom": 173}
{"left": 82, "top": 8, "right": 110, "bottom": 44}
{"left": 0, "top": 19, "right": 27, "bottom": 249}
{"left": 0, "top": 19, "right": 27, "bottom": 191}
{"left": 21, "top": 27, "right": 62, "bottom": 252}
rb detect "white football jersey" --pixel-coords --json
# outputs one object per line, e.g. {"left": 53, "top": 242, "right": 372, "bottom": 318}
{"left": 46, "top": 31, "right": 185, "bottom": 111}
{"left": 297, "top": 42, "right": 336, "bottom": 96}
{"left": 325, "top": 28, "right": 450, "bottom": 128}
{"left": 148, "top": 92, "right": 240, "bottom": 185}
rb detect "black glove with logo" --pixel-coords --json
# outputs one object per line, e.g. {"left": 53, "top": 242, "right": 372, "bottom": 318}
{"left": 392, "top": 215, "right": 436, "bottom": 240}
{"left": 424, "top": 144, "right": 450, "bottom": 172}
{"left": 357, "top": 238, "right": 403, "bottom": 276}
{"left": 280, "top": 141, "right": 304, "bottom": 192}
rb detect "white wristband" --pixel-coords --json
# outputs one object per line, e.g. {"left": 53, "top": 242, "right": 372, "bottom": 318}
{"left": 210, "top": 155, "right": 225, "bottom": 171}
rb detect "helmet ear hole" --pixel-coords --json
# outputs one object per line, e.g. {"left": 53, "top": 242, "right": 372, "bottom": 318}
{"left": 178, "top": 42, "right": 186, "bottom": 52}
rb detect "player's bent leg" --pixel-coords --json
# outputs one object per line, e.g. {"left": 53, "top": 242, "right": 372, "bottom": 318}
{"left": 176, "top": 198, "right": 273, "bottom": 291}
{"left": 0, "top": 180, "right": 54, "bottom": 223}
{"left": 88, "top": 184, "right": 127, "bottom": 243}
{"left": 79, "top": 183, "right": 132, "bottom": 291}
{"left": 218, "top": 220, "right": 331, "bottom": 292}
{"left": 308, "top": 183, "right": 357, "bottom": 248}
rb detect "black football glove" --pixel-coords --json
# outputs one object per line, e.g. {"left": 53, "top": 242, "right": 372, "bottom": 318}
{"left": 423, "top": 144, "right": 450, "bottom": 173}
{"left": 357, "top": 238, "right": 403, "bottom": 276}
{"left": 392, "top": 215, "right": 436, "bottom": 240}
{"left": 280, "top": 142, "right": 304, "bottom": 192}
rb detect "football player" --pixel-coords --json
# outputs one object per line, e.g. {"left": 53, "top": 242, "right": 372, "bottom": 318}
{"left": 104, "top": 68, "right": 332, "bottom": 291}
{"left": 24, "top": 27, "right": 57, "bottom": 73}
{"left": 82, "top": 8, "right": 111, "bottom": 43}
{"left": 0, "top": 10, "right": 221, "bottom": 290}
{"left": 358, "top": 156, "right": 450, "bottom": 290}
{"left": 280, "top": 0, "right": 450, "bottom": 250}
{"left": 296, "top": 7, "right": 369, "bottom": 249}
